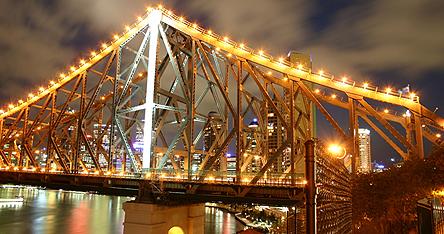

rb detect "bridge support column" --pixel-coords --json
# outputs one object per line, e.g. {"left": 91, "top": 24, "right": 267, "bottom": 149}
{"left": 122, "top": 202, "right": 204, "bottom": 234}
{"left": 305, "top": 139, "right": 316, "bottom": 234}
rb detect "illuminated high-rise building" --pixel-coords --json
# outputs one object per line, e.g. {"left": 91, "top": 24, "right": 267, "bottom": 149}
{"left": 203, "top": 111, "right": 226, "bottom": 171}
{"left": 358, "top": 128, "right": 371, "bottom": 173}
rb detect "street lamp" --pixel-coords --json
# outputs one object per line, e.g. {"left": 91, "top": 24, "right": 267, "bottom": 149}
{"left": 328, "top": 145, "right": 347, "bottom": 159}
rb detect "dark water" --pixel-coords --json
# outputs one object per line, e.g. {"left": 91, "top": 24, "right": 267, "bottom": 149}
{"left": 0, "top": 186, "right": 245, "bottom": 234}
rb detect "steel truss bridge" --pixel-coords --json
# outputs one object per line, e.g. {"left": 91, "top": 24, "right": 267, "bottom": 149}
{"left": 0, "top": 6, "right": 443, "bottom": 203}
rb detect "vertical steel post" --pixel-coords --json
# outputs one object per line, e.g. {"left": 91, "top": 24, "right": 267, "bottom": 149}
{"left": 305, "top": 139, "right": 316, "bottom": 234}
{"left": 142, "top": 10, "right": 161, "bottom": 170}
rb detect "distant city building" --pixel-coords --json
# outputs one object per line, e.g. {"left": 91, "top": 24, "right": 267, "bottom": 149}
{"left": 358, "top": 128, "right": 371, "bottom": 173}
{"left": 203, "top": 111, "right": 227, "bottom": 171}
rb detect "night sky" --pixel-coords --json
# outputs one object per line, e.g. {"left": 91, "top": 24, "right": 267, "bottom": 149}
{"left": 1, "top": 0, "right": 444, "bottom": 163}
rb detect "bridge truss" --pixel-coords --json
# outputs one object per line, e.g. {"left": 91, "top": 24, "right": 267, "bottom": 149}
{"left": 0, "top": 6, "right": 444, "bottom": 185}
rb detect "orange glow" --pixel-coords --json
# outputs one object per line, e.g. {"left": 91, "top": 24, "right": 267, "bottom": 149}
{"left": 259, "top": 50, "right": 264, "bottom": 56}
{"left": 363, "top": 83, "right": 368, "bottom": 89}
{"left": 50, "top": 81, "right": 55, "bottom": 85}
{"left": 332, "top": 94, "right": 336, "bottom": 99}
{"left": 384, "top": 109, "right": 389, "bottom": 113}
{"left": 279, "top": 58, "right": 284, "bottom": 63}
{"left": 18, "top": 100, "right": 23, "bottom": 104}
{"left": 342, "top": 77, "right": 347, "bottom": 83}
{"left": 298, "top": 64, "right": 303, "bottom": 69}
{"left": 138, "top": 17, "right": 142, "bottom": 21}
{"left": 114, "top": 35, "right": 119, "bottom": 39}
{"left": 267, "top": 71, "right": 272, "bottom": 75}
{"left": 167, "top": 11, "right": 172, "bottom": 15}
{"left": 437, "top": 134, "right": 441, "bottom": 138}
{"left": 224, "top": 37, "right": 228, "bottom": 42}
{"left": 179, "top": 17, "right": 184, "bottom": 21}
{"left": 70, "top": 67, "right": 75, "bottom": 71}
{"left": 28, "top": 94, "right": 34, "bottom": 98}
{"left": 39, "top": 87, "right": 45, "bottom": 92}
{"left": 207, "top": 30, "right": 212, "bottom": 35}
{"left": 146, "top": 173, "right": 151, "bottom": 178}
{"left": 315, "top": 89, "right": 320, "bottom": 93}
{"left": 102, "top": 44, "right": 107, "bottom": 48}
{"left": 386, "top": 88, "right": 391, "bottom": 94}
{"left": 60, "top": 74, "right": 65, "bottom": 78}
{"left": 0, "top": 110, "right": 4, "bottom": 114}
{"left": 227, "top": 53, "right": 232, "bottom": 57}
{"left": 80, "top": 60, "right": 85, "bottom": 64}
{"left": 283, "top": 77, "right": 288, "bottom": 81}
{"left": 319, "top": 71, "right": 324, "bottom": 76}
{"left": 125, "top": 26, "right": 130, "bottom": 30}
{"left": 216, "top": 47, "right": 220, "bottom": 51}
{"left": 193, "top": 24, "right": 197, "bottom": 28}
{"left": 240, "top": 44, "right": 244, "bottom": 49}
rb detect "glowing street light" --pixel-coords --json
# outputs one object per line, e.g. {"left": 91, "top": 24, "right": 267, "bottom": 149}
{"left": 328, "top": 145, "right": 347, "bottom": 159}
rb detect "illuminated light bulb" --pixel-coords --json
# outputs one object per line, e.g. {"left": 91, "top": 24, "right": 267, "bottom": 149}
{"left": 114, "top": 35, "right": 119, "bottom": 40}
{"left": 403, "top": 114, "right": 407, "bottom": 117}
{"left": 240, "top": 44, "right": 244, "bottom": 49}
{"left": 138, "top": 17, "right": 142, "bottom": 21}
{"left": 243, "top": 153, "right": 247, "bottom": 157}
{"left": 138, "top": 73, "right": 142, "bottom": 76}
{"left": 126, "top": 26, "right": 130, "bottom": 31}
{"left": 160, "top": 174, "right": 166, "bottom": 178}
{"left": 227, "top": 53, "right": 232, "bottom": 57}
{"left": 386, "top": 88, "right": 391, "bottom": 94}
{"left": 70, "top": 67, "right": 75, "bottom": 71}
{"left": 283, "top": 77, "right": 288, "bottom": 81}
{"left": 176, "top": 174, "right": 181, "bottom": 179}
{"left": 267, "top": 71, "right": 272, "bottom": 75}
{"left": 50, "top": 81, "right": 55, "bottom": 85}
{"left": 216, "top": 47, "right": 220, "bottom": 51}
{"left": 279, "top": 58, "right": 284, "bottom": 63}
{"left": 101, "top": 96, "right": 105, "bottom": 100}
{"left": 80, "top": 60, "right": 85, "bottom": 64}
{"left": 18, "top": 100, "right": 23, "bottom": 104}
{"left": 243, "top": 178, "right": 249, "bottom": 182}
{"left": 224, "top": 37, "right": 228, "bottom": 42}
{"left": 303, "top": 180, "right": 308, "bottom": 184}
{"left": 102, "top": 44, "right": 107, "bottom": 48}
{"left": 147, "top": 7, "right": 153, "bottom": 12}
{"left": 437, "top": 133, "right": 441, "bottom": 138}
{"left": 298, "top": 64, "right": 303, "bottom": 70}
{"left": 410, "top": 93, "right": 415, "bottom": 98}
{"left": 319, "top": 71, "right": 324, "bottom": 76}
{"left": 0, "top": 110, "right": 3, "bottom": 114}
{"left": 28, "top": 94, "right": 34, "bottom": 98}
{"left": 158, "top": 5, "right": 162, "bottom": 9}
{"left": 37, "top": 127, "right": 41, "bottom": 130}
{"left": 259, "top": 50, "right": 264, "bottom": 56}
{"left": 254, "top": 156, "right": 259, "bottom": 160}
{"left": 363, "top": 83, "right": 368, "bottom": 89}
{"left": 39, "top": 87, "right": 45, "bottom": 92}
{"left": 179, "top": 17, "right": 184, "bottom": 22}
{"left": 168, "top": 11, "right": 172, "bottom": 15}
{"left": 342, "top": 77, "right": 347, "bottom": 83}
{"left": 315, "top": 89, "right": 320, "bottom": 93}
{"left": 332, "top": 94, "right": 336, "bottom": 99}
{"left": 60, "top": 74, "right": 65, "bottom": 78}
{"left": 384, "top": 109, "right": 389, "bottom": 113}
{"left": 41, "top": 168, "right": 45, "bottom": 172}
{"left": 193, "top": 24, "right": 197, "bottom": 29}
{"left": 209, "top": 176, "right": 214, "bottom": 180}
{"left": 146, "top": 173, "right": 151, "bottom": 178}
{"left": 207, "top": 30, "right": 212, "bottom": 35}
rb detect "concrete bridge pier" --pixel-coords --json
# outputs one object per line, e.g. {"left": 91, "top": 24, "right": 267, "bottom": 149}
{"left": 122, "top": 202, "right": 204, "bottom": 234}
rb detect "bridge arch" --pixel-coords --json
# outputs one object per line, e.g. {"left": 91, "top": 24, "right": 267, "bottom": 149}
{"left": 168, "top": 226, "right": 184, "bottom": 234}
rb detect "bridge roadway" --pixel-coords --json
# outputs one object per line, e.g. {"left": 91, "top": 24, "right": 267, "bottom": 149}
{"left": 0, "top": 168, "right": 305, "bottom": 206}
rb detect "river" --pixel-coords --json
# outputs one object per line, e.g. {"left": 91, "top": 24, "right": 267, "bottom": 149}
{"left": 0, "top": 186, "right": 245, "bottom": 234}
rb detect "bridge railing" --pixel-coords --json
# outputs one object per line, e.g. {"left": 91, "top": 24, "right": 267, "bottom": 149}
{"left": 0, "top": 166, "right": 305, "bottom": 187}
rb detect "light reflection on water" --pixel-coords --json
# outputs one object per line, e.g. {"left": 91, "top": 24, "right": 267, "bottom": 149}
{"left": 204, "top": 207, "right": 245, "bottom": 234}
{"left": 0, "top": 187, "right": 245, "bottom": 234}
{"left": 0, "top": 187, "right": 130, "bottom": 234}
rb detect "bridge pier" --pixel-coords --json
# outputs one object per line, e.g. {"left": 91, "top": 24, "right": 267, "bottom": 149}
{"left": 122, "top": 202, "right": 204, "bottom": 234}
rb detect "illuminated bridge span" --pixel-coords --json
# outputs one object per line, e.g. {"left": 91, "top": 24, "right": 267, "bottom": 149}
{"left": 0, "top": 6, "right": 443, "bottom": 195}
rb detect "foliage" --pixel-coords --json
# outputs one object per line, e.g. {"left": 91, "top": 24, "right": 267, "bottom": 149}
{"left": 352, "top": 146, "right": 444, "bottom": 233}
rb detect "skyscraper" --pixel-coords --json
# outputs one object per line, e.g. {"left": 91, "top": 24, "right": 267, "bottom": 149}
{"left": 203, "top": 111, "right": 226, "bottom": 171}
{"left": 358, "top": 128, "right": 371, "bottom": 173}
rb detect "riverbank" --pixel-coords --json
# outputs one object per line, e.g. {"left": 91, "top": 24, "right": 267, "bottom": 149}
{"left": 205, "top": 203, "right": 268, "bottom": 230}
